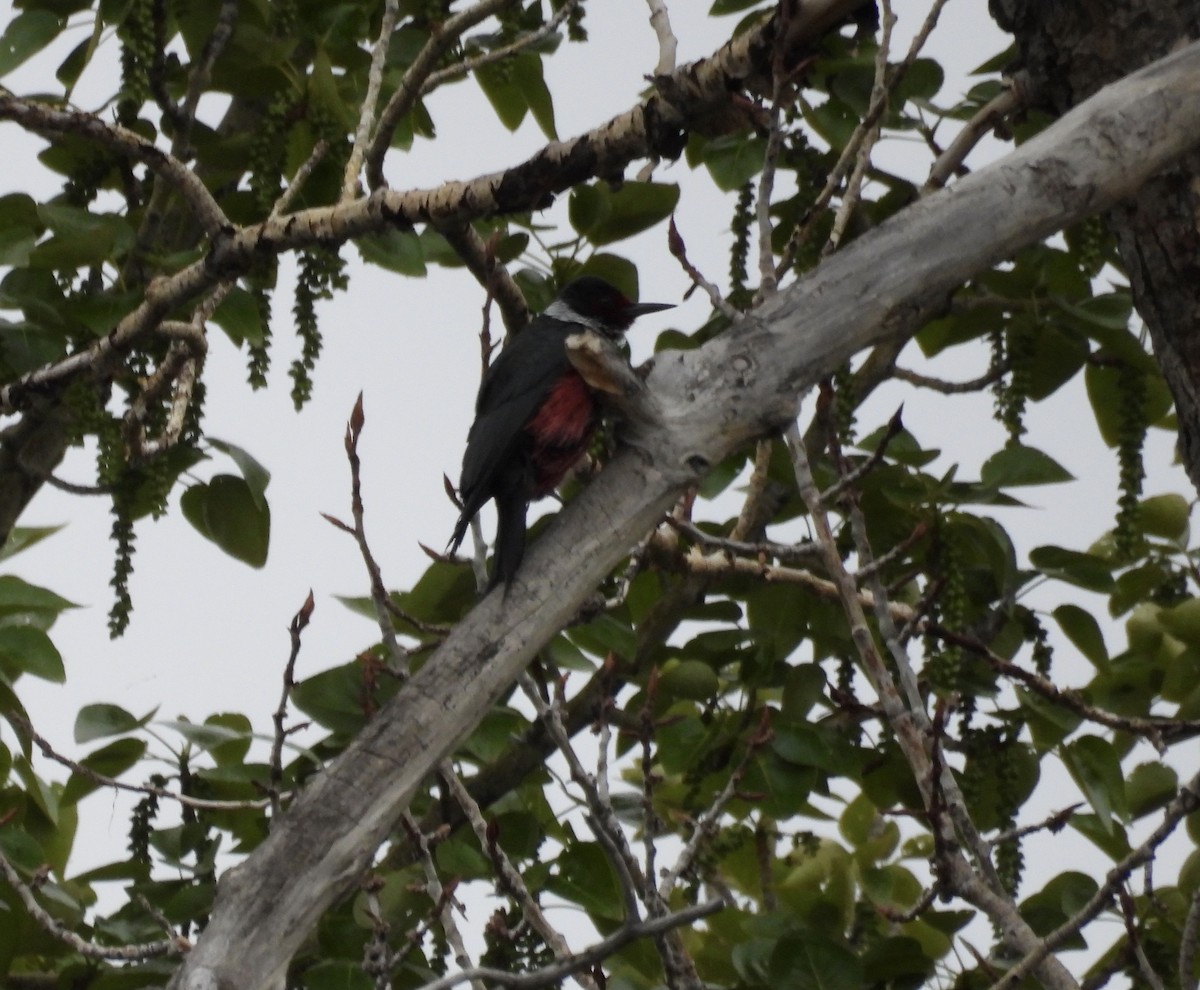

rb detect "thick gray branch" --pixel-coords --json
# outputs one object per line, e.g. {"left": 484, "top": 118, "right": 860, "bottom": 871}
{"left": 168, "top": 40, "right": 1200, "bottom": 990}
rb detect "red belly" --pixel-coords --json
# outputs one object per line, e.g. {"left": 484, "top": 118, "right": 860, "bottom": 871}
{"left": 525, "top": 371, "right": 598, "bottom": 496}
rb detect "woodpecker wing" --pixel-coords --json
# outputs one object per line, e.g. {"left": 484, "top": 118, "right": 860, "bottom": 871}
{"left": 454, "top": 320, "right": 574, "bottom": 537}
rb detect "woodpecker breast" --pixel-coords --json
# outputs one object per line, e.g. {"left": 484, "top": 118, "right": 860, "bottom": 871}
{"left": 524, "top": 370, "right": 600, "bottom": 496}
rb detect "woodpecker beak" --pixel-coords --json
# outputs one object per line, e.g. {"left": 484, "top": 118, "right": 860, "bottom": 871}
{"left": 626, "top": 301, "right": 674, "bottom": 318}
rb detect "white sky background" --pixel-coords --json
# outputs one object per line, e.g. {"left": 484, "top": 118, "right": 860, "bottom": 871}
{"left": 0, "top": 0, "right": 1193, "bottom": 960}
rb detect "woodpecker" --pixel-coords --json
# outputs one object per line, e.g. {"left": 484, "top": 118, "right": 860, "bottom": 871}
{"left": 448, "top": 276, "right": 674, "bottom": 591}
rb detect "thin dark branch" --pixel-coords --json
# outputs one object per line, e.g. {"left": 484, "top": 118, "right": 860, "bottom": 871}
{"left": 270, "top": 590, "right": 314, "bottom": 819}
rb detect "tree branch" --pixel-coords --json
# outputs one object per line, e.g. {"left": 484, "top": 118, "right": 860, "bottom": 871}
{"left": 167, "top": 41, "right": 1200, "bottom": 990}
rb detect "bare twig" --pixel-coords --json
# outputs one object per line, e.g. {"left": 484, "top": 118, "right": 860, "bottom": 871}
{"left": 644, "top": 0, "right": 677, "bottom": 75}
{"left": 991, "top": 804, "right": 1082, "bottom": 845}
{"left": 780, "top": 0, "right": 952, "bottom": 270}
{"left": 272, "top": 140, "right": 331, "bottom": 218}
{"left": 365, "top": 0, "right": 519, "bottom": 190}
{"left": 438, "top": 223, "right": 529, "bottom": 335}
{"left": 174, "top": 0, "right": 239, "bottom": 156}
{"left": 925, "top": 84, "right": 1024, "bottom": 192}
{"left": 785, "top": 423, "right": 1075, "bottom": 989}
{"left": 416, "top": 899, "right": 724, "bottom": 990}
{"left": 990, "top": 771, "right": 1200, "bottom": 990}
{"left": 421, "top": 1, "right": 581, "bottom": 97}
{"left": 893, "top": 361, "right": 1009, "bottom": 394}
{"left": 665, "top": 515, "right": 822, "bottom": 565}
{"left": 825, "top": 0, "right": 893, "bottom": 254}
{"left": 933, "top": 626, "right": 1200, "bottom": 750}
{"left": 401, "top": 814, "right": 484, "bottom": 990}
{"left": 269, "top": 590, "right": 315, "bottom": 820}
{"left": 344, "top": 0, "right": 402, "bottom": 199}
{"left": 667, "top": 217, "right": 738, "bottom": 319}
{"left": 730, "top": 439, "right": 776, "bottom": 541}
{"left": 439, "top": 764, "right": 596, "bottom": 990}
{"left": 12, "top": 712, "right": 273, "bottom": 812}
{"left": 876, "top": 884, "right": 939, "bottom": 923}
{"left": 340, "top": 394, "right": 409, "bottom": 668}
{"left": 819, "top": 405, "right": 905, "bottom": 502}
{"left": 0, "top": 847, "right": 185, "bottom": 960}
{"left": 658, "top": 708, "right": 772, "bottom": 898}
{"left": 1119, "top": 888, "right": 1166, "bottom": 990}
{"left": 0, "top": 91, "right": 230, "bottom": 237}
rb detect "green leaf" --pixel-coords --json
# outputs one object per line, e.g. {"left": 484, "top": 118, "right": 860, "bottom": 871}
{"left": 512, "top": 52, "right": 556, "bottom": 139}
{"left": 1085, "top": 362, "right": 1173, "bottom": 447}
{"left": 0, "top": 826, "right": 44, "bottom": 873}
{"left": 576, "top": 253, "right": 639, "bottom": 298}
{"left": 861, "top": 935, "right": 936, "bottom": 984}
{"left": 568, "top": 184, "right": 609, "bottom": 238}
{"left": 307, "top": 49, "right": 355, "bottom": 133}
{"left": 0, "top": 222, "right": 37, "bottom": 267}
{"left": 545, "top": 842, "right": 624, "bottom": 921}
{"left": 208, "top": 439, "right": 271, "bottom": 509}
{"left": 781, "top": 664, "right": 826, "bottom": 720}
{"left": 1052, "top": 604, "right": 1108, "bottom": 670}
{"left": 1020, "top": 871, "right": 1099, "bottom": 944}
{"left": 0, "top": 626, "right": 64, "bottom": 682}
{"left": 158, "top": 717, "right": 254, "bottom": 757}
{"left": 1136, "top": 493, "right": 1190, "bottom": 542}
{"left": 1029, "top": 546, "right": 1114, "bottom": 593}
{"left": 181, "top": 475, "right": 270, "bottom": 567}
{"left": 769, "top": 930, "right": 863, "bottom": 990}
{"left": 703, "top": 135, "right": 767, "bottom": 191}
{"left": 301, "top": 961, "right": 374, "bottom": 990}
{"left": 568, "top": 182, "right": 680, "bottom": 247}
{"left": 292, "top": 661, "right": 378, "bottom": 736}
{"left": 709, "top": 0, "right": 767, "bottom": 12}
{"left": 74, "top": 703, "right": 154, "bottom": 743}
{"left": 980, "top": 445, "right": 1073, "bottom": 488}
{"left": 29, "top": 208, "right": 133, "bottom": 270}
{"left": 0, "top": 575, "right": 77, "bottom": 623}
{"left": 476, "top": 59, "right": 527, "bottom": 131}
{"left": 1158, "top": 599, "right": 1200, "bottom": 648}
{"left": 0, "top": 11, "right": 62, "bottom": 78}
{"left": 773, "top": 723, "right": 859, "bottom": 775}
{"left": 0, "top": 524, "right": 63, "bottom": 562}
{"left": 1127, "top": 762, "right": 1177, "bottom": 819}
{"left": 63, "top": 738, "right": 147, "bottom": 804}
{"left": 355, "top": 229, "right": 426, "bottom": 276}
{"left": 659, "top": 659, "right": 719, "bottom": 701}
{"left": 1061, "top": 736, "right": 1127, "bottom": 834}
{"left": 590, "top": 182, "right": 680, "bottom": 247}
{"left": 211, "top": 286, "right": 266, "bottom": 347}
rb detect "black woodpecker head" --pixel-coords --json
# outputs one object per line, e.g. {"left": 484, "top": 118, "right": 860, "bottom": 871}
{"left": 544, "top": 276, "right": 674, "bottom": 338}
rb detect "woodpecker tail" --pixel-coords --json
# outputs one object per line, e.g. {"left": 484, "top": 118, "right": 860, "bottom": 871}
{"left": 488, "top": 490, "right": 528, "bottom": 592}
{"left": 447, "top": 510, "right": 471, "bottom": 556}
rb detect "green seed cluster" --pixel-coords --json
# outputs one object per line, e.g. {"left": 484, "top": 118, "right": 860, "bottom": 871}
{"left": 960, "top": 725, "right": 1024, "bottom": 894}
{"left": 249, "top": 92, "right": 295, "bottom": 215}
{"left": 729, "top": 182, "right": 754, "bottom": 298}
{"left": 290, "top": 245, "right": 349, "bottom": 409}
{"left": 247, "top": 276, "right": 275, "bottom": 388}
{"left": 127, "top": 776, "right": 164, "bottom": 865}
{"left": 832, "top": 362, "right": 856, "bottom": 447}
{"left": 926, "top": 525, "right": 965, "bottom": 693}
{"left": 117, "top": 0, "right": 155, "bottom": 126}
{"left": 993, "top": 321, "right": 1033, "bottom": 444}
{"left": 1114, "top": 361, "right": 1147, "bottom": 559}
